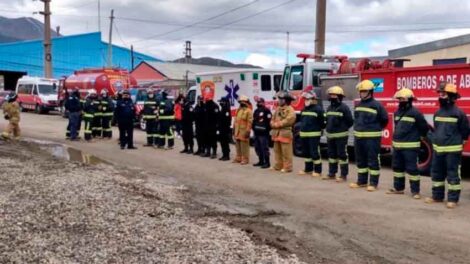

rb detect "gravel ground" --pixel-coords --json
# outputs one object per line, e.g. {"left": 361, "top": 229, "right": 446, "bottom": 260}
{"left": 0, "top": 141, "right": 301, "bottom": 263}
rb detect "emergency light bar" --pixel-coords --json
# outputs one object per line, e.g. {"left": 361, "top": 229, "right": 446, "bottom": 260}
{"left": 296, "top": 53, "right": 348, "bottom": 62}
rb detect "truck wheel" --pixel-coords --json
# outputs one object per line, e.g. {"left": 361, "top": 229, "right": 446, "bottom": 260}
{"left": 418, "top": 136, "right": 433, "bottom": 176}
{"left": 19, "top": 103, "right": 25, "bottom": 112}
{"left": 35, "top": 104, "right": 41, "bottom": 114}
{"left": 293, "top": 123, "right": 303, "bottom": 157}
{"left": 139, "top": 116, "right": 146, "bottom": 131}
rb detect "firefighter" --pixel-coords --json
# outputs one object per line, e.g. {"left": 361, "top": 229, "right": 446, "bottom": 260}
{"left": 193, "top": 96, "right": 205, "bottom": 155}
{"left": 64, "top": 89, "right": 82, "bottom": 141}
{"left": 233, "top": 95, "right": 253, "bottom": 165}
{"left": 270, "top": 91, "right": 296, "bottom": 173}
{"left": 350, "top": 80, "right": 388, "bottom": 192}
{"left": 90, "top": 90, "right": 101, "bottom": 138}
{"left": 1, "top": 92, "right": 21, "bottom": 140}
{"left": 83, "top": 90, "right": 98, "bottom": 142}
{"left": 114, "top": 90, "right": 137, "bottom": 149}
{"left": 202, "top": 95, "right": 219, "bottom": 158}
{"left": 64, "top": 89, "right": 71, "bottom": 139}
{"left": 425, "top": 83, "right": 469, "bottom": 209}
{"left": 217, "top": 97, "right": 232, "bottom": 161}
{"left": 100, "top": 89, "right": 114, "bottom": 139}
{"left": 181, "top": 96, "right": 194, "bottom": 154}
{"left": 252, "top": 97, "right": 272, "bottom": 169}
{"left": 325, "top": 86, "right": 353, "bottom": 182}
{"left": 142, "top": 89, "right": 158, "bottom": 147}
{"left": 298, "top": 91, "right": 325, "bottom": 177}
{"left": 157, "top": 90, "right": 175, "bottom": 149}
{"left": 387, "top": 88, "right": 429, "bottom": 199}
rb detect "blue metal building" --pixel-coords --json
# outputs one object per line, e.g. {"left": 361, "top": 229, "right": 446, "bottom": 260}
{"left": 0, "top": 32, "right": 160, "bottom": 89}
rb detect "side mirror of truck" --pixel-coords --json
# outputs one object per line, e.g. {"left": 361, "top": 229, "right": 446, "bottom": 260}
{"left": 312, "top": 75, "right": 321, "bottom": 87}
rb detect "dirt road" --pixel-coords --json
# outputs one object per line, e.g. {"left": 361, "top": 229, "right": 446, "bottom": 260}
{"left": 3, "top": 112, "right": 470, "bottom": 263}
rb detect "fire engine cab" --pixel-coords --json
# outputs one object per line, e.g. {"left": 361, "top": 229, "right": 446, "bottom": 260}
{"left": 281, "top": 53, "right": 470, "bottom": 174}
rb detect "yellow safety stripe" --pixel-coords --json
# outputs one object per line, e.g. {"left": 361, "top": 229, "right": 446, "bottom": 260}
{"left": 143, "top": 115, "right": 157, "bottom": 119}
{"left": 94, "top": 113, "right": 103, "bottom": 116}
{"left": 394, "top": 172, "right": 405, "bottom": 178}
{"left": 301, "top": 112, "right": 318, "bottom": 117}
{"left": 327, "top": 131, "right": 349, "bottom": 139}
{"left": 326, "top": 111, "right": 343, "bottom": 117}
{"left": 144, "top": 101, "right": 157, "bottom": 105}
{"left": 355, "top": 107, "right": 377, "bottom": 114}
{"left": 448, "top": 184, "right": 462, "bottom": 191}
{"left": 304, "top": 158, "right": 312, "bottom": 162}
{"left": 432, "top": 181, "right": 445, "bottom": 187}
{"left": 102, "top": 113, "right": 114, "bottom": 116}
{"left": 159, "top": 115, "right": 175, "bottom": 120}
{"left": 409, "top": 175, "right": 420, "bottom": 181}
{"left": 369, "top": 169, "right": 380, "bottom": 176}
{"left": 395, "top": 116, "right": 415, "bottom": 122}
{"left": 101, "top": 101, "right": 108, "bottom": 105}
{"left": 433, "top": 144, "right": 463, "bottom": 153}
{"left": 300, "top": 131, "right": 322, "bottom": 137}
{"left": 435, "top": 116, "right": 458, "bottom": 123}
{"left": 357, "top": 168, "right": 369, "bottom": 173}
{"left": 354, "top": 131, "right": 382, "bottom": 138}
{"left": 83, "top": 114, "right": 94, "bottom": 118}
{"left": 328, "top": 158, "right": 338, "bottom": 163}
{"left": 339, "top": 160, "right": 349, "bottom": 165}
{"left": 392, "top": 141, "right": 420, "bottom": 148}
{"left": 313, "top": 159, "right": 322, "bottom": 165}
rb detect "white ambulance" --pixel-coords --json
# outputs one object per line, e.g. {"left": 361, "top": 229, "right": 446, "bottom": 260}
{"left": 16, "top": 76, "right": 59, "bottom": 114}
{"left": 187, "top": 69, "right": 283, "bottom": 115}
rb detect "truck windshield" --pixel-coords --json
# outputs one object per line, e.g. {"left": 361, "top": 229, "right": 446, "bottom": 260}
{"left": 281, "top": 65, "right": 304, "bottom": 91}
{"left": 38, "top": 85, "right": 56, "bottom": 95}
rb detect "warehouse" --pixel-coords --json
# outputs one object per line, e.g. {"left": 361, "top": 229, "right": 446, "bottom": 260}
{"left": 0, "top": 32, "right": 159, "bottom": 90}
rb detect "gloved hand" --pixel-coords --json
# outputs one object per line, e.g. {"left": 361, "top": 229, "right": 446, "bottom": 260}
{"left": 103, "top": 107, "right": 107, "bottom": 111}
{"left": 4, "top": 115, "right": 9, "bottom": 120}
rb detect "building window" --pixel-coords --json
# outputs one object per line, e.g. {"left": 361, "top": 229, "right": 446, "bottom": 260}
{"left": 261, "top": 75, "right": 272, "bottom": 91}
{"left": 433, "top": 58, "right": 467, "bottom": 65}
{"left": 273, "top": 74, "right": 282, "bottom": 92}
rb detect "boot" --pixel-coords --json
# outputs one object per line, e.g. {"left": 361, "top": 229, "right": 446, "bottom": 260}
{"left": 219, "top": 156, "right": 230, "bottom": 161}
{"left": 187, "top": 148, "right": 194, "bottom": 154}
{"left": 210, "top": 153, "right": 217, "bottom": 159}
{"left": 386, "top": 188, "right": 404, "bottom": 195}
{"left": 180, "top": 149, "right": 188, "bottom": 153}
{"left": 366, "top": 185, "right": 377, "bottom": 192}
{"left": 253, "top": 161, "right": 263, "bottom": 167}
{"left": 260, "top": 162, "right": 270, "bottom": 169}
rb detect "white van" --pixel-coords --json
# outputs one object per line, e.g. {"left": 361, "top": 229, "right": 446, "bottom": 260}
{"left": 16, "top": 76, "right": 59, "bottom": 114}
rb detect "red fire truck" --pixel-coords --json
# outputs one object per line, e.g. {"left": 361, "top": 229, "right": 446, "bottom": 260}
{"left": 281, "top": 53, "right": 470, "bottom": 174}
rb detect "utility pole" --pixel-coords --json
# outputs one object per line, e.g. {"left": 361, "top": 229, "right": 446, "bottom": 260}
{"left": 40, "top": 0, "right": 52, "bottom": 78}
{"left": 314, "top": 0, "right": 326, "bottom": 58}
{"left": 185, "top": 41, "right": 192, "bottom": 64}
{"left": 107, "top": 9, "right": 114, "bottom": 68}
{"left": 130, "top": 45, "right": 135, "bottom": 70}
{"left": 98, "top": 0, "right": 101, "bottom": 32}
{"left": 286, "top": 31, "right": 290, "bottom": 65}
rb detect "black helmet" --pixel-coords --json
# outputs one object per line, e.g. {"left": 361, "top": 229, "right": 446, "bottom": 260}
{"left": 6, "top": 92, "right": 17, "bottom": 102}
{"left": 275, "top": 91, "right": 294, "bottom": 101}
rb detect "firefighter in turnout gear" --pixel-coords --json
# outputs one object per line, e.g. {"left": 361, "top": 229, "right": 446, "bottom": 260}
{"left": 270, "top": 91, "right": 296, "bottom": 173}
{"left": 387, "top": 88, "right": 429, "bottom": 199}
{"left": 89, "top": 91, "right": 101, "bottom": 138}
{"left": 143, "top": 89, "right": 158, "bottom": 147}
{"left": 233, "top": 95, "right": 253, "bottom": 165}
{"left": 350, "top": 80, "right": 389, "bottom": 192}
{"left": 298, "top": 91, "right": 325, "bottom": 177}
{"left": 100, "top": 89, "right": 114, "bottom": 139}
{"left": 325, "top": 86, "right": 353, "bottom": 182}
{"left": 83, "top": 90, "right": 98, "bottom": 142}
{"left": 1, "top": 92, "right": 21, "bottom": 140}
{"left": 425, "top": 83, "right": 470, "bottom": 209}
{"left": 157, "top": 90, "right": 175, "bottom": 149}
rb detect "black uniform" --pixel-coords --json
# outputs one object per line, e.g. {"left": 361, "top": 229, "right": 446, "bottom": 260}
{"left": 353, "top": 97, "right": 388, "bottom": 187}
{"left": 64, "top": 91, "right": 81, "bottom": 140}
{"left": 193, "top": 100, "right": 205, "bottom": 154}
{"left": 217, "top": 99, "right": 232, "bottom": 160}
{"left": 114, "top": 97, "right": 136, "bottom": 149}
{"left": 157, "top": 96, "right": 175, "bottom": 149}
{"left": 142, "top": 96, "right": 158, "bottom": 146}
{"left": 203, "top": 100, "right": 220, "bottom": 157}
{"left": 252, "top": 106, "right": 272, "bottom": 167}
{"left": 392, "top": 104, "right": 428, "bottom": 194}
{"left": 181, "top": 100, "right": 194, "bottom": 153}
{"left": 90, "top": 97, "right": 102, "bottom": 138}
{"left": 100, "top": 96, "right": 115, "bottom": 138}
{"left": 83, "top": 96, "right": 99, "bottom": 141}
{"left": 300, "top": 103, "right": 325, "bottom": 174}
{"left": 431, "top": 103, "right": 469, "bottom": 202}
{"left": 325, "top": 101, "right": 353, "bottom": 179}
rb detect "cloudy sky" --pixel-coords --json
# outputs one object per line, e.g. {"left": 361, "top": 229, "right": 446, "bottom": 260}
{"left": 3, "top": 0, "right": 470, "bottom": 68}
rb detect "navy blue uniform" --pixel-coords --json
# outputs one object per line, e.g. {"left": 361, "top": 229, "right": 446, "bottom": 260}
{"left": 431, "top": 104, "right": 469, "bottom": 202}
{"left": 65, "top": 93, "right": 81, "bottom": 140}
{"left": 353, "top": 97, "right": 388, "bottom": 187}
{"left": 114, "top": 98, "right": 136, "bottom": 149}
{"left": 203, "top": 100, "right": 219, "bottom": 157}
{"left": 299, "top": 104, "right": 325, "bottom": 174}
{"left": 253, "top": 106, "right": 272, "bottom": 166}
{"left": 193, "top": 102, "right": 205, "bottom": 154}
{"left": 392, "top": 106, "right": 428, "bottom": 194}
{"left": 217, "top": 103, "right": 232, "bottom": 159}
{"left": 182, "top": 101, "right": 194, "bottom": 152}
{"left": 326, "top": 102, "right": 353, "bottom": 179}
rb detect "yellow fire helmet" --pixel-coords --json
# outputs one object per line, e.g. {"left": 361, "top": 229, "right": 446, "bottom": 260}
{"left": 438, "top": 82, "right": 458, "bottom": 94}
{"left": 356, "top": 80, "right": 375, "bottom": 91}
{"left": 238, "top": 95, "right": 249, "bottom": 102}
{"left": 393, "top": 88, "right": 415, "bottom": 100}
{"left": 327, "top": 86, "right": 345, "bottom": 96}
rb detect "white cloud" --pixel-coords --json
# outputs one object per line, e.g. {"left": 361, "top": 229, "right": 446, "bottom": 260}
{"left": 244, "top": 53, "right": 285, "bottom": 69}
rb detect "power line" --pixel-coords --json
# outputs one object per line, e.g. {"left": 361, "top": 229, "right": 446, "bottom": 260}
{"left": 114, "top": 22, "right": 128, "bottom": 47}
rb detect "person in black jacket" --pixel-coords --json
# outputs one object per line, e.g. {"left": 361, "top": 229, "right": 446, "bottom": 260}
{"left": 351, "top": 80, "right": 389, "bottom": 192}
{"left": 425, "top": 83, "right": 470, "bottom": 209}
{"left": 217, "top": 97, "right": 232, "bottom": 161}
{"left": 83, "top": 90, "right": 98, "bottom": 142}
{"left": 142, "top": 89, "right": 158, "bottom": 147}
{"left": 325, "top": 86, "right": 353, "bottom": 181}
{"left": 387, "top": 88, "right": 429, "bottom": 199}
{"left": 203, "top": 97, "right": 220, "bottom": 158}
{"left": 89, "top": 91, "right": 101, "bottom": 138}
{"left": 157, "top": 90, "right": 175, "bottom": 149}
{"left": 252, "top": 97, "right": 272, "bottom": 168}
{"left": 114, "top": 90, "right": 137, "bottom": 150}
{"left": 193, "top": 96, "right": 205, "bottom": 155}
{"left": 64, "top": 89, "right": 81, "bottom": 141}
{"left": 181, "top": 96, "right": 194, "bottom": 154}
{"left": 100, "top": 89, "right": 115, "bottom": 139}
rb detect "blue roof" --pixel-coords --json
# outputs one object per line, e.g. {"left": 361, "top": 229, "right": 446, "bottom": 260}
{"left": 0, "top": 32, "right": 160, "bottom": 78}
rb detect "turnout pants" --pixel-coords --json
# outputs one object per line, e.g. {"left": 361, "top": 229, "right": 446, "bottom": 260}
{"left": 235, "top": 139, "right": 250, "bottom": 162}
{"left": 83, "top": 117, "right": 93, "bottom": 141}
{"left": 118, "top": 121, "right": 134, "bottom": 148}
{"left": 1, "top": 120, "right": 20, "bottom": 139}
{"left": 327, "top": 137, "right": 349, "bottom": 179}
{"left": 92, "top": 113, "right": 102, "bottom": 138}
{"left": 254, "top": 135, "right": 270, "bottom": 165}
{"left": 219, "top": 132, "right": 230, "bottom": 158}
{"left": 301, "top": 136, "right": 322, "bottom": 174}
{"left": 146, "top": 119, "right": 157, "bottom": 145}
{"left": 355, "top": 137, "right": 381, "bottom": 186}
{"left": 392, "top": 148, "right": 420, "bottom": 194}
{"left": 101, "top": 114, "right": 113, "bottom": 138}
{"left": 158, "top": 120, "right": 174, "bottom": 148}
{"left": 431, "top": 151, "right": 462, "bottom": 203}
{"left": 273, "top": 141, "right": 293, "bottom": 171}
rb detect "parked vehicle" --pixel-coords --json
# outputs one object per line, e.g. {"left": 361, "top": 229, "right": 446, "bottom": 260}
{"left": 0, "top": 90, "right": 9, "bottom": 107}
{"left": 15, "top": 76, "right": 59, "bottom": 114}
